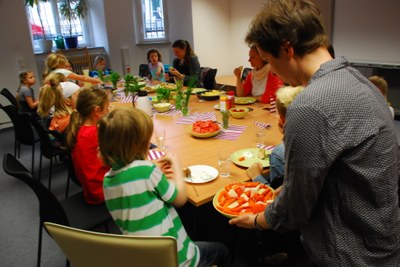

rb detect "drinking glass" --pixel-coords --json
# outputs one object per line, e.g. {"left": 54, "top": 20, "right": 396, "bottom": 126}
{"left": 155, "top": 129, "right": 166, "bottom": 152}
{"left": 221, "top": 111, "right": 229, "bottom": 129}
{"left": 256, "top": 129, "right": 266, "bottom": 147}
{"left": 218, "top": 150, "right": 231, "bottom": 177}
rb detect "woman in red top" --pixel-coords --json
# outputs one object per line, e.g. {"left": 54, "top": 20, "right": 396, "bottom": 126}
{"left": 65, "top": 87, "right": 110, "bottom": 204}
{"left": 234, "top": 46, "right": 284, "bottom": 103}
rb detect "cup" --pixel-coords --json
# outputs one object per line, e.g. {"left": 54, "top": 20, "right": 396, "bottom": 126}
{"left": 218, "top": 150, "right": 231, "bottom": 178}
{"left": 155, "top": 128, "right": 166, "bottom": 152}
{"left": 255, "top": 129, "right": 266, "bottom": 146}
{"left": 221, "top": 111, "right": 229, "bottom": 129}
{"left": 174, "top": 76, "right": 183, "bottom": 90}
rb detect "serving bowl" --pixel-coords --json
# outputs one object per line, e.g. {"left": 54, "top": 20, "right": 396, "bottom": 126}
{"left": 196, "top": 90, "right": 222, "bottom": 101}
{"left": 229, "top": 107, "right": 249, "bottom": 119}
{"left": 153, "top": 102, "right": 171, "bottom": 113}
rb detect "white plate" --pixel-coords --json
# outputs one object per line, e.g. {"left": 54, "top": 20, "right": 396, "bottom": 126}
{"left": 213, "top": 104, "right": 220, "bottom": 110}
{"left": 184, "top": 165, "right": 219, "bottom": 184}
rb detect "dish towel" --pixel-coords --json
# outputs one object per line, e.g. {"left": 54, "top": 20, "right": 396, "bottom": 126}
{"left": 257, "top": 144, "right": 275, "bottom": 151}
{"left": 148, "top": 150, "right": 165, "bottom": 160}
{"left": 214, "top": 125, "right": 247, "bottom": 141}
{"left": 254, "top": 121, "right": 272, "bottom": 129}
{"left": 176, "top": 112, "right": 217, "bottom": 124}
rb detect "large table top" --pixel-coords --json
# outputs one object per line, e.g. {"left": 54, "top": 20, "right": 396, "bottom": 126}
{"left": 113, "top": 93, "right": 282, "bottom": 207}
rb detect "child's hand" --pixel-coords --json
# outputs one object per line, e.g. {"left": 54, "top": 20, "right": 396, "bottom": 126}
{"left": 157, "top": 153, "right": 178, "bottom": 178}
{"left": 233, "top": 67, "right": 242, "bottom": 78}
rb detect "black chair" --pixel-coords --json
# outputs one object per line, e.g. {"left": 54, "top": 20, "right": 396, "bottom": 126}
{"left": 0, "top": 104, "right": 39, "bottom": 174}
{"left": 200, "top": 67, "right": 218, "bottom": 89}
{"left": 241, "top": 67, "right": 252, "bottom": 82}
{"left": 65, "top": 154, "right": 82, "bottom": 198}
{"left": 1, "top": 88, "right": 18, "bottom": 107}
{"left": 21, "top": 113, "right": 67, "bottom": 191}
{"left": 138, "top": 64, "right": 151, "bottom": 78}
{"left": 2, "top": 153, "right": 113, "bottom": 267}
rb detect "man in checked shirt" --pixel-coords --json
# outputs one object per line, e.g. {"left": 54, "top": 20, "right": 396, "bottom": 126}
{"left": 229, "top": 0, "right": 400, "bottom": 266}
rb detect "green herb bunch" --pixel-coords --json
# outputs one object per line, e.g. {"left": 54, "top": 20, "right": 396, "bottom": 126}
{"left": 124, "top": 74, "right": 145, "bottom": 96}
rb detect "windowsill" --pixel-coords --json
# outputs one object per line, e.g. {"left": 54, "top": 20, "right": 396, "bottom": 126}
{"left": 33, "top": 46, "right": 104, "bottom": 55}
{"left": 136, "top": 40, "right": 171, "bottom": 46}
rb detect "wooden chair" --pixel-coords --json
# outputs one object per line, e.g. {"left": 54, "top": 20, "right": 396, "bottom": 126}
{"left": 44, "top": 222, "right": 179, "bottom": 267}
{"left": 63, "top": 47, "right": 93, "bottom": 75}
{"left": 2, "top": 153, "right": 112, "bottom": 267}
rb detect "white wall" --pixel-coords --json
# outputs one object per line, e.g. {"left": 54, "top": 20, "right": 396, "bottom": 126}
{"left": 0, "top": 0, "right": 39, "bottom": 127}
{"left": 192, "top": 0, "right": 266, "bottom": 76}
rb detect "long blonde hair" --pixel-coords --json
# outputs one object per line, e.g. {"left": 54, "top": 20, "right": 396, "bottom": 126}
{"left": 42, "top": 53, "right": 69, "bottom": 81}
{"left": 65, "top": 87, "right": 109, "bottom": 150}
{"left": 98, "top": 108, "right": 154, "bottom": 167}
{"left": 38, "top": 73, "right": 66, "bottom": 118}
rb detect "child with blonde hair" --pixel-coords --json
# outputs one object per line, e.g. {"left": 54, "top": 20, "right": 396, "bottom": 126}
{"left": 65, "top": 87, "right": 110, "bottom": 204}
{"left": 368, "top": 75, "right": 394, "bottom": 119}
{"left": 38, "top": 73, "right": 81, "bottom": 133}
{"left": 147, "top": 48, "right": 165, "bottom": 82}
{"left": 247, "top": 86, "right": 304, "bottom": 186}
{"left": 98, "top": 108, "right": 229, "bottom": 267}
{"left": 43, "top": 53, "right": 101, "bottom": 85}
{"left": 17, "top": 70, "right": 39, "bottom": 116}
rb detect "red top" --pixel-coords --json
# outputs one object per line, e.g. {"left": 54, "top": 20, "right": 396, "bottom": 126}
{"left": 243, "top": 71, "right": 284, "bottom": 103}
{"left": 72, "top": 125, "right": 109, "bottom": 204}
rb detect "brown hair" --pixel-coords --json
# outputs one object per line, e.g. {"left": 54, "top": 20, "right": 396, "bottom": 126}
{"left": 146, "top": 48, "right": 163, "bottom": 63}
{"left": 245, "top": 0, "right": 329, "bottom": 58}
{"left": 172, "top": 39, "right": 195, "bottom": 64}
{"left": 17, "top": 71, "right": 34, "bottom": 92}
{"left": 98, "top": 108, "right": 154, "bottom": 167}
{"left": 42, "top": 53, "right": 69, "bottom": 81}
{"left": 65, "top": 87, "right": 109, "bottom": 150}
{"left": 368, "top": 76, "right": 388, "bottom": 98}
{"left": 37, "top": 73, "right": 67, "bottom": 117}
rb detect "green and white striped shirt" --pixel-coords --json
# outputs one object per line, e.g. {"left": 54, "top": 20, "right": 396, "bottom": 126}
{"left": 103, "top": 160, "right": 199, "bottom": 267}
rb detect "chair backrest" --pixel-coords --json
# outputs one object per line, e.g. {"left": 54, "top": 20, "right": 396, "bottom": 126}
{"left": 138, "top": 64, "right": 151, "bottom": 78}
{"left": 200, "top": 67, "right": 218, "bottom": 89}
{"left": 241, "top": 67, "right": 252, "bottom": 82}
{"left": 0, "top": 104, "right": 37, "bottom": 145}
{"left": 21, "top": 113, "right": 64, "bottom": 159}
{"left": 66, "top": 154, "right": 82, "bottom": 187}
{"left": 44, "top": 222, "right": 179, "bottom": 267}
{"left": 2, "top": 153, "right": 69, "bottom": 226}
{"left": 1, "top": 88, "right": 18, "bottom": 107}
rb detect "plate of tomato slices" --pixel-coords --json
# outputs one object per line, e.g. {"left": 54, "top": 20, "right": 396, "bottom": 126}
{"left": 187, "top": 120, "right": 222, "bottom": 138}
{"left": 213, "top": 182, "right": 275, "bottom": 218}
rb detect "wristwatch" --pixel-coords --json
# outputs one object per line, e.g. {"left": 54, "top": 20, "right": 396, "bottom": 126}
{"left": 254, "top": 213, "right": 265, "bottom": 230}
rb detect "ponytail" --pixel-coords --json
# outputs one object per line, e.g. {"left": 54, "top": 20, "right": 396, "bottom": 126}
{"left": 65, "top": 110, "right": 82, "bottom": 150}
{"left": 38, "top": 73, "right": 65, "bottom": 118}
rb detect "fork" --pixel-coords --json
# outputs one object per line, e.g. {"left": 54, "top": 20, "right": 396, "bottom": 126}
{"left": 187, "top": 172, "right": 199, "bottom": 197}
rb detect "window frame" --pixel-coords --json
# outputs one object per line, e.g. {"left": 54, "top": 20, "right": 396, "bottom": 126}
{"left": 26, "top": 0, "right": 92, "bottom": 53}
{"left": 133, "top": 0, "right": 170, "bottom": 45}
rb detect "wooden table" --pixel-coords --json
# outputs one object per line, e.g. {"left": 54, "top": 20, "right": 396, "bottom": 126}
{"left": 113, "top": 94, "right": 282, "bottom": 207}
{"left": 216, "top": 75, "right": 237, "bottom": 91}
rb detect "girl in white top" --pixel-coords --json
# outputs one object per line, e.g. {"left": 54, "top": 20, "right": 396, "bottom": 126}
{"left": 42, "top": 53, "right": 101, "bottom": 85}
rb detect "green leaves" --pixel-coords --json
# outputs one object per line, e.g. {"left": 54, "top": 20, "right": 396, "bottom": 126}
{"left": 124, "top": 74, "right": 145, "bottom": 96}
{"left": 156, "top": 86, "right": 171, "bottom": 103}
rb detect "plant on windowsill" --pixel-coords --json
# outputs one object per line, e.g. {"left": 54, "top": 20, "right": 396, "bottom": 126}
{"left": 58, "top": 0, "right": 89, "bottom": 49}
{"left": 25, "top": 0, "right": 53, "bottom": 53}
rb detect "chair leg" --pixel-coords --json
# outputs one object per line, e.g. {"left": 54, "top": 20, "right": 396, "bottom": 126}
{"left": 65, "top": 174, "right": 70, "bottom": 198}
{"left": 31, "top": 144, "right": 35, "bottom": 177}
{"left": 38, "top": 153, "right": 43, "bottom": 182}
{"left": 37, "top": 222, "right": 43, "bottom": 267}
{"left": 48, "top": 157, "right": 53, "bottom": 191}
{"left": 14, "top": 139, "right": 17, "bottom": 157}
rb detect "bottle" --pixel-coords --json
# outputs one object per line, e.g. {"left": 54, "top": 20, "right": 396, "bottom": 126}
{"left": 219, "top": 92, "right": 227, "bottom": 112}
{"left": 227, "top": 90, "right": 235, "bottom": 110}
{"left": 135, "top": 90, "right": 153, "bottom": 117}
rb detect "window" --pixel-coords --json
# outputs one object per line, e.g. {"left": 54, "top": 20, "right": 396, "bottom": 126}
{"left": 133, "top": 0, "right": 169, "bottom": 44}
{"left": 25, "top": 0, "right": 91, "bottom": 52}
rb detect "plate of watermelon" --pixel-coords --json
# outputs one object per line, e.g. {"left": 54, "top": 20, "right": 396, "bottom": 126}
{"left": 213, "top": 182, "right": 275, "bottom": 218}
{"left": 187, "top": 120, "right": 222, "bottom": 138}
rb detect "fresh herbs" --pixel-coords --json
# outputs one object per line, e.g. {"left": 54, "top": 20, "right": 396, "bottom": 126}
{"left": 156, "top": 86, "right": 171, "bottom": 103}
{"left": 124, "top": 74, "right": 145, "bottom": 96}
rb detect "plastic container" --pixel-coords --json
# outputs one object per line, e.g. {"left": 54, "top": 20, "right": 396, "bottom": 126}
{"left": 135, "top": 90, "right": 153, "bottom": 117}
{"left": 227, "top": 90, "right": 235, "bottom": 110}
{"left": 219, "top": 93, "right": 227, "bottom": 112}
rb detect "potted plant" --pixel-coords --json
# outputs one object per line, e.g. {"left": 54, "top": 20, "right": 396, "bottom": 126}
{"left": 25, "top": 0, "right": 53, "bottom": 53}
{"left": 59, "top": 0, "right": 89, "bottom": 49}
